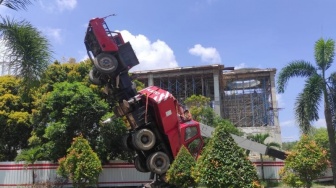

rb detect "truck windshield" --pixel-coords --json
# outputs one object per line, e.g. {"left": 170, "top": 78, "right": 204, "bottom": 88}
{"left": 185, "top": 126, "right": 198, "bottom": 141}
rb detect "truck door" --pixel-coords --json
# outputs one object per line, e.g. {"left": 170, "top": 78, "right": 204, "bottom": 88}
{"left": 180, "top": 122, "right": 204, "bottom": 158}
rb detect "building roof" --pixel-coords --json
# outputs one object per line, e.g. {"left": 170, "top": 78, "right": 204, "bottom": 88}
{"left": 130, "top": 64, "right": 225, "bottom": 75}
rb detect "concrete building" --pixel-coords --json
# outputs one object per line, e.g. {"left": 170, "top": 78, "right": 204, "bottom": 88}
{"left": 131, "top": 64, "right": 282, "bottom": 145}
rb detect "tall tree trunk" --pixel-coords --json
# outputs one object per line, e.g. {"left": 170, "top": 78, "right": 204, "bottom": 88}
{"left": 323, "top": 91, "right": 336, "bottom": 187}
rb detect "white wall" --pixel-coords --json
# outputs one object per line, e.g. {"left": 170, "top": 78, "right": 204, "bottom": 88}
{"left": 0, "top": 160, "right": 332, "bottom": 187}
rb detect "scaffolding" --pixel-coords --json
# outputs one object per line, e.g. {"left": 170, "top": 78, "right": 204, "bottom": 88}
{"left": 132, "top": 66, "right": 281, "bottom": 144}
{"left": 149, "top": 74, "right": 214, "bottom": 103}
{"left": 132, "top": 66, "right": 279, "bottom": 128}
{"left": 133, "top": 65, "right": 222, "bottom": 106}
{"left": 222, "top": 68, "right": 276, "bottom": 127}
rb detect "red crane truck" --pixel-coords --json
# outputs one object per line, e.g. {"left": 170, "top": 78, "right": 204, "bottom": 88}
{"left": 84, "top": 16, "right": 286, "bottom": 187}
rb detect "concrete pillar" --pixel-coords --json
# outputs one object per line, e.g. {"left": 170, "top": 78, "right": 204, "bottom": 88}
{"left": 213, "top": 71, "right": 221, "bottom": 116}
{"left": 270, "top": 71, "right": 281, "bottom": 143}
{"left": 148, "top": 74, "right": 154, "bottom": 86}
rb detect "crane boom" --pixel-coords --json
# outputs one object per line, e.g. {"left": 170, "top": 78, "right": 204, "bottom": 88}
{"left": 199, "top": 123, "right": 286, "bottom": 160}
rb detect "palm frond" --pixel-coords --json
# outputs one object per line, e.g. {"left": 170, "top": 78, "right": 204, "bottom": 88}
{"left": 0, "top": 16, "right": 52, "bottom": 86}
{"left": 247, "top": 133, "right": 270, "bottom": 144}
{"left": 0, "top": 0, "right": 33, "bottom": 11}
{"left": 295, "top": 92, "right": 311, "bottom": 134}
{"left": 315, "top": 38, "right": 335, "bottom": 72}
{"left": 267, "top": 142, "right": 281, "bottom": 149}
{"left": 302, "top": 74, "right": 323, "bottom": 120}
{"left": 328, "top": 72, "right": 336, "bottom": 88}
{"left": 294, "top": 75, "right": 323, "bottom": 134}
{"left": 277, "top": 61, "right": 317, "bottom": 93}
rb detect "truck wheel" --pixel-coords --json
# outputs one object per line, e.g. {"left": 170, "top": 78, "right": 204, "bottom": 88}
{"left": 89, "top": 68, "right": 102, "bottom": 85}
{"left": 122, "top": 134, "right": 133, "bottom": 151}
{"left": 94, "top": 53, "right": 118, "bottom": 74}
{"left": 134, "top": 155, "right": 149, "bottom": 173}
{"left": 146, "top": 152, "right": 170, "bottom": 175}
{"left": 132, "top": 129, "right": 156, "bottom": 151}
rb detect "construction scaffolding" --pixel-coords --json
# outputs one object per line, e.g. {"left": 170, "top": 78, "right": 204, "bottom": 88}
{"left": 152, "top": 74, "right": 215, "bottom": 103}
{"left": 222, "top": 68, "right": 277, "bottom": 127}
{"left": 132, "top": 65, "right": 223, "bottom": 108}
{"left": 132, "top": 65, "right": 279, "bottom": 129}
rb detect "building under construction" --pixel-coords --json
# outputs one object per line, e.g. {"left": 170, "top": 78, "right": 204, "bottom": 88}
{"left": 132, "top": 64, "right": 282, "bottom": 144}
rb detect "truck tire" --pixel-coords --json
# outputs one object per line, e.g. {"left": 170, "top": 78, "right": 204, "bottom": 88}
{"left": 94, "top": 53, "right": 118, "bottom": 74}
{"left": 122, "top": 134, "right": 133, "bottom": 151}
{"left": 146, "top": 152, "right": 170, "bottom": 175}
{"left": 132, "top": 129, "right": 156, "bottom": 151}
{"left": 134, "top": 155, "right": 149, "bottom": 173}
{"left": 89, "top": 68, "right": 102, "bottom": 85}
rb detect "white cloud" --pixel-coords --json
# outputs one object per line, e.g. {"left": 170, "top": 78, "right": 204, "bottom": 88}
{"left": 56, "top": 0, "right": 77, "bottom": 11}
{"left": 234, "top": 63, "right": 246, "bottom": 69}
{"left": 41, "top": 28, "right": 63, "bottom": 44}
{"left": 39, "top": 0, "right": 77, "bottom": 12}
{"left": 120, "top": 30, "right": 179, "bottom": 71}
{"left": 188, "top": 44, "right": 221, "bottom": 64}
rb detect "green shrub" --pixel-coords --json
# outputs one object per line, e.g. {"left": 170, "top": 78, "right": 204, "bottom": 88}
{"left": 57, "top": 135, "right": 102, "bottom": 188}
{"left": 192, "top": 124, "right": 260, "bottom": 188}
{"left": 166, "top": 145, "right": 196, "bottom": 188}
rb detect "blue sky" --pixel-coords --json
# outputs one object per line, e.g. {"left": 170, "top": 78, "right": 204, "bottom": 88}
{"left": 2, "top": 0, "right": 336, "bottom": 141}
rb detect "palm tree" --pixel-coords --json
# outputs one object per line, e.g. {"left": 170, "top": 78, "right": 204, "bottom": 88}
{"left": 0, "top": 0, "right": 33, "bottom": 11}
{"left": 0, "top": 17, "right": 52, "bottom": 92}
{"left": 0, "top": 0, "right": 50, "bottom": 93}
{"left": 247, "top": 133, "right": 281, "bottom": 181}
{"left": 15, "top": 147, "right": 45, "bottom": 184}
{"left": 277, "top": 38, "right": 336, "bottom": 186}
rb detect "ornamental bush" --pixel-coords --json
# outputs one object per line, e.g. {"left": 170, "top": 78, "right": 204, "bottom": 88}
{"left": 192, "top": 124, "right": 260, "bottom": 188}
{"left": 57, "top": 135, "right": 102, "bottom": 188}
{"left": 279, "top": 135, "right": 329, "bottom": 188}
{"left": 166, "top": 145, "right": 196, "bottom": 188}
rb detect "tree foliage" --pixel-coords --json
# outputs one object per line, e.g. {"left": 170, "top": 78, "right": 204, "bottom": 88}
{"left": 192, "top": 123, "right": 260, "bottom": 188}
{"left": 184, "top": 95, "right": 241, "bottom": 135}
{"left": 15, "top": 146, "right": 44, "bottom": 165}
{"left": 39, "top": 60, "right": 93, "bottom": 87}
{"left": 37, "top": 81, "right": 108, "bottom": 161}
{"left": 166, "top": 145, "right": 196, "bottom": 188}
{"left": 57, "top": 135, "right": 102, "bottom": 188}
{"left": 0, "top": 75, "right": 32, "bottom": 160}
{"left": 29, "top": 61, "right": 132, "bottom": 163}
{"left": 279, "top": 135, "right": 329, "bottom": 188}
{"left": 0, "top": 0, "right": 34, "bottom": 11}
{"left": 282, "top": 141, "right": 298, "bottom": 151}
{"left": 184, "top": 95, "right": 210, "bottom": 122}
{"left": 310, "top": 127, "right": 331, "bottom": 158}
{"left": 133, "top": 78, "right": 145, "bottom": 91}
{"left": 96, "top": 117, "right": 133, "bottom": 163}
